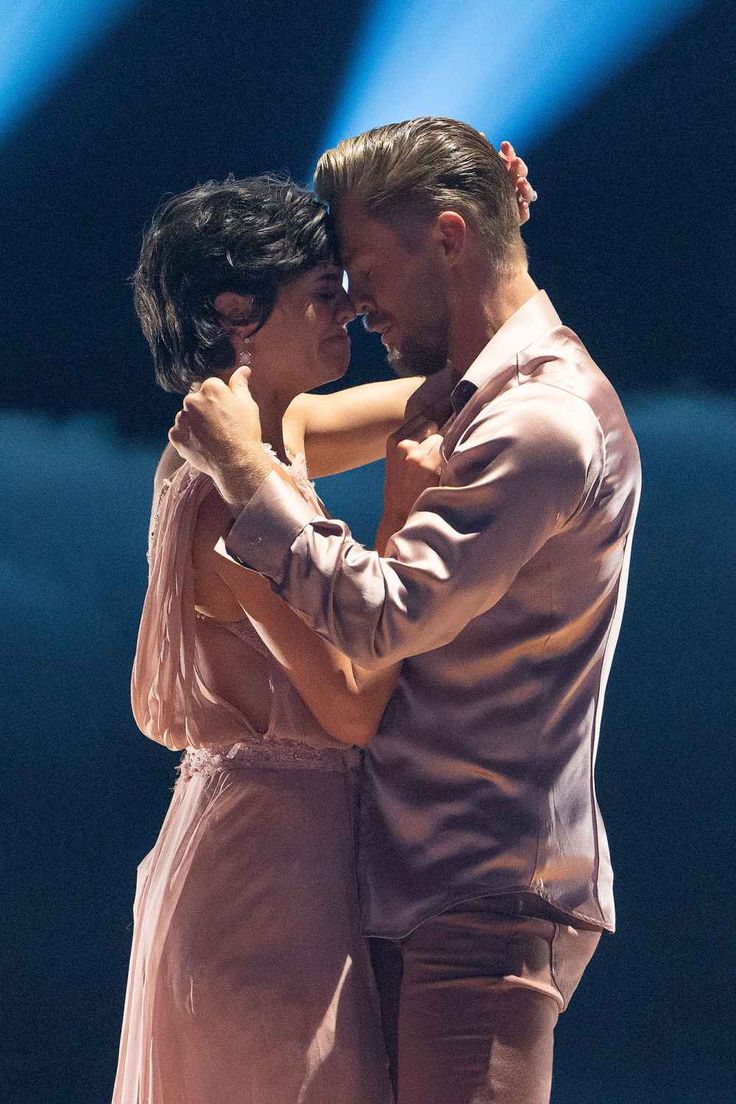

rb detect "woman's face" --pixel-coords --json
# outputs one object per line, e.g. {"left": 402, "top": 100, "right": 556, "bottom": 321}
{"left": 248, "top": 262, "right": 355, "bottom": 397}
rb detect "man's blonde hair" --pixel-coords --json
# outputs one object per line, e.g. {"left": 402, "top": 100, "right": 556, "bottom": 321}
{"left": 314, "top": 117, "right": 523, "bottom": 268}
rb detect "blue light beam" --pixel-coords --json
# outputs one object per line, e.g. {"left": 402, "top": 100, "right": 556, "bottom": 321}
{"left": 0, "top": 0, "right": 137, "bottom": 141}
{"left": 321, "top": 0, "right": 704, "bottom": 153}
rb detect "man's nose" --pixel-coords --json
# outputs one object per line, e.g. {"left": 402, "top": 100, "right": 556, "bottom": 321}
{"left": 334, "top": 287, "right": 357, "bottom": 326}
{"left": 345, "top": 274, "right": 372, "bottom": 316}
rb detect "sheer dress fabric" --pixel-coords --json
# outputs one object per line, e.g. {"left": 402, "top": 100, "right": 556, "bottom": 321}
{"left": 112, "top": 453, "right": 391, "bottom": 1104}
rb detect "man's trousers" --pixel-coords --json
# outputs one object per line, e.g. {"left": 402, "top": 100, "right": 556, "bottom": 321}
{"left": 369, "top": 897, "right": 601, "bottom": 1104}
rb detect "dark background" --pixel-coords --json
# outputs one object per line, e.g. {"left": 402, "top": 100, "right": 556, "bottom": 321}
{"left": 1, "top": 1, "right": 734, "bottom": 1100}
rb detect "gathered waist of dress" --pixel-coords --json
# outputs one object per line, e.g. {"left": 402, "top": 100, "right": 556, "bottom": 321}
{"left": 179, "top": 736, "right": 358, "bottom": 780}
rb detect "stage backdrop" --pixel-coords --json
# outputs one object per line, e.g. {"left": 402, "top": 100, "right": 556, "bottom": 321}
{"left": 1, "top": 1, "right": 734, "bottom": 1100}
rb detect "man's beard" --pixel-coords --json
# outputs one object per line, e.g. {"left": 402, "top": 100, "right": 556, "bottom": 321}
{"left": 386, "top": 318, "right": 450, "bottom": 378}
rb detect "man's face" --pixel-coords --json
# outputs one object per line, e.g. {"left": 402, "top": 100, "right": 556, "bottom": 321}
{"left": 336, "top": 198, "right": 452, "bottom": 377}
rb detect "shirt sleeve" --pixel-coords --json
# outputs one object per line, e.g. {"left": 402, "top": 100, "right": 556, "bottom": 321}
{"left": 221, "top": 386, "right": 604, "bottom": 669}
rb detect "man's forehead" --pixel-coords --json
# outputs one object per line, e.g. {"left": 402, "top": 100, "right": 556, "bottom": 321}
{"left": 336, "top": 206, "right": 396, "bottom": 267}
{"left": 334, "top": 198, "right": 376, "bottom": 261}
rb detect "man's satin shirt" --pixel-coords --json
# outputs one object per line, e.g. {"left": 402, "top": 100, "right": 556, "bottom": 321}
{"left": 219, "top": 291, "right": 642, "bottom": 937}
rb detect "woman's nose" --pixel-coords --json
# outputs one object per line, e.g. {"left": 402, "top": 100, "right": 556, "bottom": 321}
{"left": 334, "top": 287, "right": 357, "bottom": 326}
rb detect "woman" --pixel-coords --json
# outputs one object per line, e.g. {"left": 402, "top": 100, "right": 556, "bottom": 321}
{"left": 112, "top": 174, "right": 432, "bottom": 1104}
{"left": 113, "top": 158, "right": 534, "bottom": 1104}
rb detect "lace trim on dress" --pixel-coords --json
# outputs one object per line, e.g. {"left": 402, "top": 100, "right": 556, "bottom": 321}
{"left": 178, "top": 738, "right": 351, "bottom": 780}
{"left": 262, "top": 442, "right": 317, "bottom": 501}
{"left": 147, "top": 476, "right": 173, "bottom": 563}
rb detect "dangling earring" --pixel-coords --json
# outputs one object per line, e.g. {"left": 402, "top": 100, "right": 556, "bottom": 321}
{"left": 239, "top": 337, "right": 252, "bottom": 368}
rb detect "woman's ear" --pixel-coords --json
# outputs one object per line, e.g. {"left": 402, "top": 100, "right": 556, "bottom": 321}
{"left": 214, "top": 292, "right": 260, "bottom": 371}
{"left": 213, "top": 292, "right": 257, "bottom": 332}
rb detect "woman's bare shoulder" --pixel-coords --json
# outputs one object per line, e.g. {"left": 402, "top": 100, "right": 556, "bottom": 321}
{"left": 154, "top": 442, "right": 185, "bottom": 496}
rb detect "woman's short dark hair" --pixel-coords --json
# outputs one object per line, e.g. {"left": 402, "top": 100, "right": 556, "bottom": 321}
{"left": 133, "top": 175, "right": 336, "bottom": 393}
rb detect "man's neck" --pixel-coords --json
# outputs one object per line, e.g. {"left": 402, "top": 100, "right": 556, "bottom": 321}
{"left": 448, "top": 270, "right": 539, "bottom": 383}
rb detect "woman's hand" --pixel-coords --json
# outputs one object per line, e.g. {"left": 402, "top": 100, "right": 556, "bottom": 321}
{"left": 499, "top": 140, "right": 538, "bottom": 225}
{"left": 376, "top": 415, "right": 443, "bottom": 553}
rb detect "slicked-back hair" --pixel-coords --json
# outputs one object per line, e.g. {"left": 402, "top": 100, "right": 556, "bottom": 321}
{"left": 133, "top": 175, "right": 336, "bottom": 393}
{"left": 314, "top": 117, "right": 522, "bottom": 267}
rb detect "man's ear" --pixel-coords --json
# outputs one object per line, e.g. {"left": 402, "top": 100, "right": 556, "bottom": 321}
{"left": 213, "top": 292, "right": 257, "bottom": 333}
{"left": 435, "top": 211, "right": 467, "bottom": 265}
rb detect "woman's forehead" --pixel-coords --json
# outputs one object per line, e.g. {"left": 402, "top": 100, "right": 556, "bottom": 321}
{"left": 315, "top": 261, "right": 343, "bottom": 279}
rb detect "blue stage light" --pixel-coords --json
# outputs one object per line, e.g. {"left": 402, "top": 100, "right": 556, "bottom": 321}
{"left": 320, "top": 0, "right": 704, "bottom": 153}
{"left": 0, "top": 0, "right": 136, "bottom": 140}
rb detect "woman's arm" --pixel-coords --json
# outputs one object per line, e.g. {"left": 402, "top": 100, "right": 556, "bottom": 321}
{"left": 193, "top": 486, "right": 399, "bottom": 745}
{"left": 284, "top": 376, "right": 425, "bottom": 477}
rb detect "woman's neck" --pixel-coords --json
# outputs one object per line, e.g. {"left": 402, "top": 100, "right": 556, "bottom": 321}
{"left": 217, "top": 368, "right": 293, "bottom": 465}
{"left": 251, "top": 387, "right": 292, "bottom": 465}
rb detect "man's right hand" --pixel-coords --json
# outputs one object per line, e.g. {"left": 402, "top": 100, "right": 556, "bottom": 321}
{"left": 403, "top": 366, "right": 455, "bottom": 429}
{"left": 376, "top": 415, "right": 443, "bottom": 552}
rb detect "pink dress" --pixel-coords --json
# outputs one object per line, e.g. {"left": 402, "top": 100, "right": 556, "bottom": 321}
{"left": 111, "top": 454, "right": 392, "bottom": 1104}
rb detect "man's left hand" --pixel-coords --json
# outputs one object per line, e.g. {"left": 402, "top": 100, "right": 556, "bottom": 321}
{"left": 169, "top": 366, "right": 271, "bottom": 511}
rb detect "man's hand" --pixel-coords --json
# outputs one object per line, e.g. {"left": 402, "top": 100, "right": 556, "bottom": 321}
{"left": 403, "top": 366, "right": 455, "bottom": 429}
{"left": 168, "top": 367, "right": 271, "bottom": 512}
{"left": 376, "top": 415, "right": 443, "bottom": 553}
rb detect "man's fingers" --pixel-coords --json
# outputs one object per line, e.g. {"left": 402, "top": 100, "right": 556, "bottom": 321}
{"left": 391, "top": 414, "right": 439, "bottom": 448}
{"left": 416, "top": 433, "right": 444, "bottom": 469}
{"left": 395, "top": 433, "right": 443, "bottom": 467}
{"left": 168, "top": 407, "right": 192, "bottom": 452}
{"left": 229, "top": 364, "right": 252, "bottom": 390}
{"left": 394, "top": 438, "right": 415, "bottom": 458}
{"left": 168, "top": 423, "right": 184, "bottom": 450}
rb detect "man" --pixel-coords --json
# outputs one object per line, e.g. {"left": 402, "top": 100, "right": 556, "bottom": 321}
{"left": 170, "top": 117, "right": 641, "bottom": 1104}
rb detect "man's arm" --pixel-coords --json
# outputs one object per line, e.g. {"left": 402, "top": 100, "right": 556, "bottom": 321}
{"left": 221, "top": 386, "right": 604, "bottom": 669}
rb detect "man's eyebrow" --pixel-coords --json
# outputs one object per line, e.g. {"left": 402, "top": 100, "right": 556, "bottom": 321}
{"left": 316, "top": 271, "right": 341, "bottom": 284}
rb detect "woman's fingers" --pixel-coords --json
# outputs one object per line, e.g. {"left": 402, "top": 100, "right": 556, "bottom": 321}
{"left": 500, "top": 139, "right": 538, "bottom": 222}
{"left": 516, "top": 177, "right": 538, "bottom": 203}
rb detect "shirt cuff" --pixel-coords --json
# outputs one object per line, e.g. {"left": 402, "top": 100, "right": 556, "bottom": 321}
{"left": 215, "top": 470, "right": 318, "bottom": 583}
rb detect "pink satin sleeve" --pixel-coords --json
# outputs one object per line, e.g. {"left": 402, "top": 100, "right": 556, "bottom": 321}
{"left": 222, "top": 385, "right": 604, "bottom": 669}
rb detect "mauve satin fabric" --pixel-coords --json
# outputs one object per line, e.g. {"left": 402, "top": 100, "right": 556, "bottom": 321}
{"left": 223, "top": 291, "right": 642, "bottom": 939}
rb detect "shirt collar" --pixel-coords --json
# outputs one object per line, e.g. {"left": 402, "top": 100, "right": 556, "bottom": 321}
{"left": 449, "top": 290, "right": 562, "bottom": 413}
